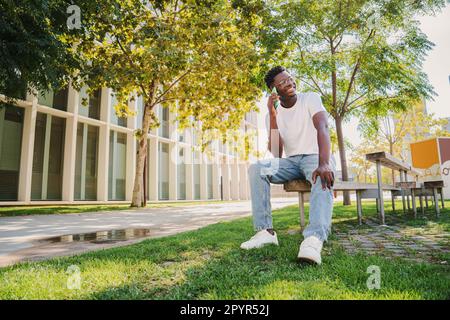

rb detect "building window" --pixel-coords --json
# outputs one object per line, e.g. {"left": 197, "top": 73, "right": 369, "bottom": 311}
{"left": 177, "top": 147, "right": 186, "bottom": 200}
{"left": 193, "top": 151, "right": 201, "bottom": 200}
{"left": 108, "top": 130, "right": 127, "bottom": 200}
{"left": 38, "top": 87, "right": 68, "bottom": 111}
{"left": 31, "top": 113, "right": 65, "bottom": 200}
{"left": 207, "top": 163, "right": 213, "bottom": 199}
{"left": 75, "top": 123, "right": 99, "bottom": 200}
{"left": 78, "top": 87, "right": 101, "bottom": 120}
{"left": 158, "top": 142, "right": 169, "bottom": 200}
{"left": 110, "top": 93, "right": 127, "bottom": 127}
{"left": 192, "top": 128, "right": 199, "bottom": 146}
{"left": 158, "top": 106, "right": 169, "bottom": 138}
{"left": 178, "top": 126, "right": 185, "bottom": 142}
{"left": 0, "top": 105, "right": 24, "bottom": 200}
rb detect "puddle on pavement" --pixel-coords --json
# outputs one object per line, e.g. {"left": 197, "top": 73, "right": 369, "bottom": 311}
{"left": 37, "top": 228, "right": 151, "bottom": 244}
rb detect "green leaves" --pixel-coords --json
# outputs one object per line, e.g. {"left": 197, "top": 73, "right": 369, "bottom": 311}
{"left": 260, "top": 0, "right": 445, "bottom": 119}
{"left": 0, "top": 0, "right": 81, "bottom": 99}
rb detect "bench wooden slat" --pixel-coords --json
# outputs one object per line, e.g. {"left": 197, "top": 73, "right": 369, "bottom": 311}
{"left": 333, "top": 182, "right": 399, "bottom": 191}
{"left": 395, "top": 181, "right": 418, "bottom": 189}
{"left": 283, "top": 180, "right": 311, "bottom": 192}
{"left": 423, "top": 180, "right": 444, "bottom": 188}
{"left": 365, "top": 151, "right": 411, "bottom": 171}
{"left": 283, "top": 180, "right": 400, "bottom": 192}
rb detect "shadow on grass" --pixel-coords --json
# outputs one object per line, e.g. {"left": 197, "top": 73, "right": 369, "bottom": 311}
{"left": 0, "top": 205, "right": 132, "bottom": 217}
{"left": 0, "top": 200, "right": 237, "bottom": 217}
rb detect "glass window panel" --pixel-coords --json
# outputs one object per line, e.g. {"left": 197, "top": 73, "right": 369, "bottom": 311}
{"left": 46, "top": 116, "right": 65, "bottom": 199}
{"left": 38, "top": 90, "right": 54, "bottom": 108}
{"left": 158, "top": 142, "right": 169, "bottom": 200}
{"left": 31, "top": 113, "right": 65, "bottom": 200}
{"left": 75, "top": 123, "right": 99, "bottom": 200}
{"left": 177, "top": 148, "right": 186, "bottom": 200}
{"left": 145, "top": 138, "right": 151, "bottom": 200}
{"left": 52, "top": 87, "right": 68, "bottom": 111}
{"left": 78, "top": 87, "right": 89, "bottom": 117}
{"left": 74, "top": 123, "right": 83, "bottom": 200}
{"left": 193, "top": 151, "right": 201, "bottom": 200}
{"left": 108, "top": 130, "right": 127, "bottom": 200}
{"left": 108, "top": 133, "right": 114, "bottom": 199}
{"left": 178, "top": 127, "right": 185, "bottom": 142}
{"left": 0, "top": 105, "right": 24, "bottom": 200}
{"left": 37, "top": 87, "right": 68, "bottom": 111}
{"left": 31, "top": 113, "right": 46, "bottom": 199}
{"left": 88, "top": 89, "right": 101, "bottom": 120}
{"left": 85, "top": 126, "right": 99, "bottom": 199}
{"left": 79, "top": 88, "right": 101, "bottom": 120}
{"left": 207, "top": 163, "right": 213, "bottom": 199}
{"left": 158, "top": 106, "right": 170, "bottom": 138}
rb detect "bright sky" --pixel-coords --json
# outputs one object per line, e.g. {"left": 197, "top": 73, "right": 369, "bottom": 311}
{"left": 256, "top": 4, "right": 450, "bottom": 167}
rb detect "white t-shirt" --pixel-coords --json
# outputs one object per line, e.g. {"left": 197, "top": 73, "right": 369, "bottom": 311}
{"left": 265, "top": 92, "right": 327, "bottom": 157}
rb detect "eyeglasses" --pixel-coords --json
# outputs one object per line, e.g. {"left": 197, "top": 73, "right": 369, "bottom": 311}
{"left": 274, "top": 76, "right": 295, "bottom": 88}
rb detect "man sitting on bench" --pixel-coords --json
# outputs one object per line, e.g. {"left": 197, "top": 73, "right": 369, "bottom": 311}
{"left": 240, "top": 66, "right": 335, "bottom": 265}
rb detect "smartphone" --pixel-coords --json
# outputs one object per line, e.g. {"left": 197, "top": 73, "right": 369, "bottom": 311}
{"left": 271, "top": 87, "right": 280, "bottom": 110}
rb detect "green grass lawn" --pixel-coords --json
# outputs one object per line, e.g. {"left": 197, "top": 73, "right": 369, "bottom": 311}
{"left": 0, "top": 201, "right": 449, "bottom": 300}
{"left": 0, "top": 200, "right": 238, "bottom": 217}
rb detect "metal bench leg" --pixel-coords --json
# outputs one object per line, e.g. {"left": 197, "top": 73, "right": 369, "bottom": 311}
{"left": 404, "top": 171, "right": 411, "bottom": 212}
{"left": 376, "top": 198, "right": 380, "bottom": 213}
{"left": 356, "top": 190, "right": 362, "bottom": 225}
{"left": 425, "top": 196, "right": 429, "bottom": 209}
{"left": 376, "top": 160, "right": 385, "bottom": 225}
{"left": 440, "top": 188, "right": 445, "bottom": 209}
{"left": 419, "top": 195, "right": 424, "bottom": 215}
{"left": 433, "top": 188, "right": 440, "bottom": 217}
{"left": 298, "top": 192, "right": 305, "bottom": 230}
{"left": 411, "top": 189, "right": 417, "bottom": 218}
{"left": 400, "top": 171, "right": 406, "bottom": 214}
{"left": 391, "top": 193, "right": 395, "bottom": 212}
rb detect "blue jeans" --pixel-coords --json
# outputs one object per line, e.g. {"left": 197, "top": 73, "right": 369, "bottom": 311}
{"left": 248, "top": 154, "right": 336, "bottom": 242}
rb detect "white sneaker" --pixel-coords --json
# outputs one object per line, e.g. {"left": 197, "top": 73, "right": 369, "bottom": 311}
{"left": 240, "top": 230, "right": 279, "bottom": 250}
{"left": 297, "top": 236, "right": 323, "bottom": 265}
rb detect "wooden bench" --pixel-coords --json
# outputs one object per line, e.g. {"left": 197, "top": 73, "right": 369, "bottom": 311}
{"left": 366, "top": 151, "right": 445, "bottom": 218}
{"left": 283, "top": 151, "right": 445, "bottom": 229}
{"left": 283, "top": 180, "right": 400, "bottom": 228}
{"left": 413, "top": 180, "right": 445, "bottom": 216}
{"left": 365, "top": 151, "right": 421, "bottom": 224}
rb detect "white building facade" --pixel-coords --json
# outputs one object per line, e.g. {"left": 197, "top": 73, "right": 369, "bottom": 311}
{"left": 0, "top": 85, "right": 259, "bottom": 205}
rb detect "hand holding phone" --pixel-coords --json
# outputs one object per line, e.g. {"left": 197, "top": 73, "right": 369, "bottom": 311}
{"left": 271, "top": 87, "right": 280, "bottom": 110}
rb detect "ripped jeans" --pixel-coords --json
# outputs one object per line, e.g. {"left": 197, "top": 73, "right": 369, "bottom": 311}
{"left": 248, "top": 154, "right": 336, "bottom": 242}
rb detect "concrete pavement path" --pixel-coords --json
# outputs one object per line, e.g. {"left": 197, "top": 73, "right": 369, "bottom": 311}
{"left": 0, "top": 198, "right": 297, "bottom": 267}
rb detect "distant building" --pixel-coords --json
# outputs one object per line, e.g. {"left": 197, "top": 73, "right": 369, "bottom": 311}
{"left": 443, "top": 117, "right": 450, "bottom": 134}
{"left": 0, "top": 86, "right": 259, "bottom": 204}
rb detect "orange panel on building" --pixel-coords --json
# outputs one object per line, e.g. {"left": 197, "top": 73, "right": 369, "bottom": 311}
{"left": 410, "top": 138, "right": 439, "bottom": 169}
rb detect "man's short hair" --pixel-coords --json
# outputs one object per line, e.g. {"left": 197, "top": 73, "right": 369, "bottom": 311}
{"left": 264, "top": 66, "right": 286, "bottom": 89}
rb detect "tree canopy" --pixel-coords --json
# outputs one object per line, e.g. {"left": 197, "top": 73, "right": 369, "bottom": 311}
{"left": 258, "top": 0, "right": 446, "bottom": 204}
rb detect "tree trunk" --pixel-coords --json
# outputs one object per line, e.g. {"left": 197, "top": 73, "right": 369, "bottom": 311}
{"left": 131, "top": 83, "right": 156, "bottom": 207}
{"left": 335, "top": 116, "right": 351, "bottom": 205}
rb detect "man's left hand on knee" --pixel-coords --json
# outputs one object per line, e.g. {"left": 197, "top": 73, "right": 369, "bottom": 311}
{"left": 312, "top": 164, "right": 334, "bottom": 190}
